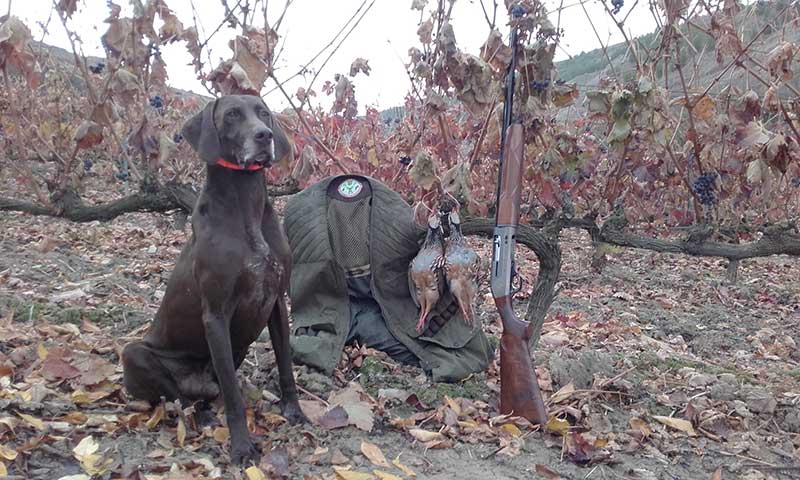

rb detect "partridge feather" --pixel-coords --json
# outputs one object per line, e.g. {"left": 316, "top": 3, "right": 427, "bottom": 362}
{"left": 409, "top": 215, "right": 445, "bottom": 333}
{"left": 443, "top": 211, "right": 480, "bottom": 326}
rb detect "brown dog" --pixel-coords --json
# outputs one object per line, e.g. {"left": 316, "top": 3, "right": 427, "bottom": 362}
{"left": 121, "top": 95, "right": 305, "bottom": 465}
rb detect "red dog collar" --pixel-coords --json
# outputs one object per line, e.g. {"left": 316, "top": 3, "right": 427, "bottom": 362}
{"left": 215, "top": 158, "right": 265, "bottom": 171}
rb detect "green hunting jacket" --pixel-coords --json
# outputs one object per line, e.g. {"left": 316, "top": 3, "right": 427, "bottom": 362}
{"left": 284, "top": 176, "right": 493, "bottom": 382}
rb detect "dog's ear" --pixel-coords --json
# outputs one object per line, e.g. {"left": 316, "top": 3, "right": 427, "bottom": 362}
{"left": 260, "top": 99, "right": 293, "bottom": 167}
{"left": 181, "top": 99, "right": 220, "bottom": 164}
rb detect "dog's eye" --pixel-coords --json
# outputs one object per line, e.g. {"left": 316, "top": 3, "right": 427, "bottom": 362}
{"left": 225, "top": 109, "right": 241, "bottom": 120}
{"left": 259, "top": 109, "right": 270, "bottom": 119}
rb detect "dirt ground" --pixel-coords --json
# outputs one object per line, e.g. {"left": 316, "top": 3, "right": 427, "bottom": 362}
{"left": 0, "top": 205, "right": 798, "bottom": 480}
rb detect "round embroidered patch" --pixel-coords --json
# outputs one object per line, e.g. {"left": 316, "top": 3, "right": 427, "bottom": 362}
{"left": 337, "top": 178, "right": 363, "bottom": 198}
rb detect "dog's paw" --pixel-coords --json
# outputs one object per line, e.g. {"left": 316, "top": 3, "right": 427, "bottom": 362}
{"left": 230, "top": 437, "right": 260, "bottom": 466}
{"left": 281, "top": 400, "right": 308, "bottom": 425}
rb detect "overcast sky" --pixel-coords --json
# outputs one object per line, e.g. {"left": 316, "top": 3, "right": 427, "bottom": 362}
{"left": 3, "top": 0, "right": 659, "bottom": 111}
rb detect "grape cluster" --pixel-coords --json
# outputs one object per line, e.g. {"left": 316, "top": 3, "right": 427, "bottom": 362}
{"left": 173, "top": 133, "right": 183, "bottom": 144}
{"left": 611, "top": 0, "right": 624, "bottom": 14}
{"left": 149, "top": 95, "right": 164, "bottom": 109}
{"left": 692, "top": 172, "right": 717, "bottom": 205}
{"left": 89, "top": 62, "right": 105, "bottom": 74}
{"left": 83, "top": 158, "right": 93, "bottom": 172}
{"left": 399, "top": 155, "right": 412, "bottom": 166}
{"left": 531, "top": 80, "right": 550, "bottom": 92}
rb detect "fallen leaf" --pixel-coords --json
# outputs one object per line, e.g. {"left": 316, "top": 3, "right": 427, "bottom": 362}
{"left": 652, "top": 415, "right": 697, "bottom": 436}
{"left": 319, "top": 405, "right": 349, "bottom": 430}
{"left": 329, "top": 383, "right": 374, "bottom": 432}
{"left": 73, "top": 435, "right": 112, "bottom": 476}
{"left": 711, "top": 466, "right": 723, "bottom": 480}
{"left": 72, "top": 389, "right": 113, "bottom": 404}
{"left": 245, "top": 466, "right": 267, "bottom": 480}
{"left": 373, "top": 470, "right": 402, "bottom": 480}
{"left": 544, "top": 417, "right": 570, "bottom": 436}
{"left": 443, "top": 395, "right": 461, "bottom": 416}
{"left": 535, "top": 464, "right": 562, "bottom": 479}
{"left": 333, "top": 466, "right": 375, "bottom": 480}
{"left": 176, "top": 417, "right": 186, "bottom": 447}
{"left": 17, "top": 412, "right": 45, "bottom": 431}
{"left": 0, "top": 462, "right": 6, "bottom": 476}
{"left": 0, "top": 444, "right": 17, "bottom": 461}
{"left": 360, "top": 441, "right": 390, "bottom": 468}
{"left": 500, "top": 423, "right": 523, "bottom": 437}
{"left": 392, "top": 456, "right": 416, "bottom": 477}
{"left": 213, "top": 427, "right": 230, "bottom": 443}
{"left": 37, "top": 343, "right": 48, "bottom": 360}
{"left": 260, "top": 446, "right": 289, "bottom": 478}
{"left": 629, "top": 417, "right": 652, "bottom": 438}
{"left": 549, "top": 382, "right": 576, "bottom": 404}
{"left": 145, "top": 406, "right": 165, "bottom": 430}
{"left": 408, "top": 428, "right": 445, "bottom": 443}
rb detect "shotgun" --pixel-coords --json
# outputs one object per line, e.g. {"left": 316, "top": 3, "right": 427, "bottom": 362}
{"left": 489, "top": 5, "right": 548, "bottom": 425}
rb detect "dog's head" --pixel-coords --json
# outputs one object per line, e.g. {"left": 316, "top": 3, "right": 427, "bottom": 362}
{"left": 181, "top": 95, "right": 291, "bottom": 170}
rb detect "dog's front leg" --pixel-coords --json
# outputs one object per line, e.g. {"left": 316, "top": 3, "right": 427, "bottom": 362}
{"left": 202, "top": 304, "right": 259, "bottom": 465}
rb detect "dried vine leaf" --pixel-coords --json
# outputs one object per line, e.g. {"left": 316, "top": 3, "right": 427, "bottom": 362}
{"left": 417, "top": 19, "right": 433, "bottom": 45}
{"left": 410, "top": 151, "right": 438, "bottom": 190}
{"left": 158, "top": 6, "right": 185, "bottom": 43}
{"left": 447, "top": 54, "right": 495, "bottom": 115}
{"left": 74, "top": 121, "right": 104, "bottom": 150}
{"left": 658, "top": 0, "right": 689, "bottom": 25}
{"left": 552, "top": 83, "right": 579, "bottom": 108}
{"left": 0, "top": 16, "right": 40, "bottom": 88}
{"left": 57, "top": 0, "right": 79, "bottom": 18}
{"left": 441, "top": 162, "right": 472, "bottom": 202}
{"left": 480, "top": 29, "right": 512, "bottom": 72}
{"left": 411, "top": 0, "right": 428, "bottom": 10}
{"left": 128, "top": 116, "right": 158, "bottom": 159}
{"left": 746, "top": 159, "right": 768, "bottom": 184}
{"left": 332, "top": 75, "right": 358, "bottom": 119}
{"left": 767, "top": 42, "right": 796, "bottom": 82}
{"left": 350, "top": 58, "right": 371, "bottom": 77}
{"left": 710, "top": 12, "right": 742, "bottom": 62}
{"left": 207, "top": 30, "right": 273, "bottom": 95}
{"left": 109, "top": 69, "right": 140, "bottom": 104}
{"left": 692, "top": 95, "right": 716, "bottom": 123}
{"left": 292, "top": 145, "right": 316, "bottom": 185}
{"left": 764, "top": 134, "right": 791, "bottom": 174}
{"left": 181, "top": 27, "right": 202, "bottom": 71}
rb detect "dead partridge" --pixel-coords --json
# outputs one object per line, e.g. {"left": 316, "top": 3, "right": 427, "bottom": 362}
{"left": 409, "top": 214, "right": 445, "bottom": 333}
{"left": 443, "top": 210, "right": 480, "bottom": 326}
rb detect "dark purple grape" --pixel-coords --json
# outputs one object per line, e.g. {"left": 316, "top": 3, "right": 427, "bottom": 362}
{"left": 115, "top": 171, "right": 129, "bottom": 181}
{"left": 83, "top": 158, "right": 93, "bottom": 171}
{"left": 531, "top": 80, "right": 550, "bottom": 92}
{"left": 692, "top": 172, "right": 718, "bottom": 205}
{"left": 173, "top": 133, "right": 183, "bottom": 144}
{"left": 611, "top": 0, "right": 624, "bottom": 14}
{"left": 399, "top": 155, "right": 412, "bottom": 166}
{"left": 149, "top": 95, "right": 164, "bottom": 109}
{"left": 89, "top": 62, "right": 105, "bottom": 74}
{"left": 792, "top": 177, "right": 800, "bottom": 188}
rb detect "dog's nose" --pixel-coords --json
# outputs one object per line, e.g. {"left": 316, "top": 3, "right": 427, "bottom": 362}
{"left": 254, "top": 129, "right": 273, "bottom": 143}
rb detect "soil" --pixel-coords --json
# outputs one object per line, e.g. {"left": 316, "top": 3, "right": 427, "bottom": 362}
{"left": 0, "top": 207, "right": 798, "bottom": 480}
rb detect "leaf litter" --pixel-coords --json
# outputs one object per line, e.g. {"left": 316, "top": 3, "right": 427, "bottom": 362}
{"left": 0, "top": 205, "right": 798, "bottom": 478}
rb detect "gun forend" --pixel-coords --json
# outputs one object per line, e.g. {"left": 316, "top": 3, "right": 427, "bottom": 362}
{"left": 496, "top": 123, "right": 524, "bottom": 226}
